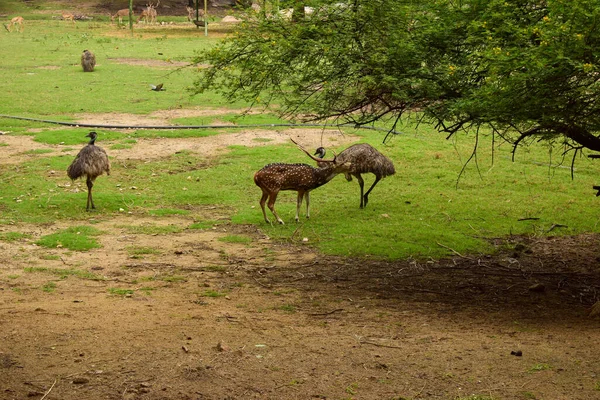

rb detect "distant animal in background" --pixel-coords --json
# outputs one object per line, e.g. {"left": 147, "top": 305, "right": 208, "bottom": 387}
{"left": 62, "top": 13, "right": 76, "bottom": 24}
{"left": 314, "top": 144, "right": 395, "bottom": 208}
{"left": 5, "top": 16, "right": 24, "bottom": 32}
{"left": 186, "top": 6, "right": 204, "bottom": 22}
{"left": 111, "top": 9, "right": 131, "bottom": 24}
{"left": 137, "top": 9, "right": 150, "bottom": 23}
{"left": 150, "top": 83, "right": 164, "bottom": 91}
{"left": 254, "top": 139, "right": 352, "bottom": 224}
{"left": 81, "top": 50, "right": 96, "bottom": 72}
{"left": 147, "top": 0, "right": 159, "bottom": 24}
{"left": 67, "top": 132, "right": 111, "bottom": 211}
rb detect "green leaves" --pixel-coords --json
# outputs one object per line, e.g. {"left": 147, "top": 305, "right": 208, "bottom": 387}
{"left": 193, "top": 0, "right": 600, "bottom": 154}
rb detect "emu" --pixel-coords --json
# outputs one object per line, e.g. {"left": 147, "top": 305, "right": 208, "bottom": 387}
{"left": 254, "top": 141, "right": 351, "bottom": 224}
{"left": 67, "top": 131, "right": 110, "bottom": 211}
{"left": 81, "top": 50, "right": 96, "bottom": 72}
{"left": 314, "top": 144, "right": 395, "bottom": 208}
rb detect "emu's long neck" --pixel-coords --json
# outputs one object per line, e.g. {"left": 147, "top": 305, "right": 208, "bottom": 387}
{"left": 88, "top": 136, "right": 97, "bottom": 145}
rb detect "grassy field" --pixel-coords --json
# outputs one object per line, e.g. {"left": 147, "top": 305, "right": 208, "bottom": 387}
{"left": 1, "top": 4, "right": 600, "bottom": 260}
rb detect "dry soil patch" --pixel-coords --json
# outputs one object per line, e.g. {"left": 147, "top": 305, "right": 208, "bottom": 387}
{"left": 1, "top": 111, "right": 599, "bottom": 400}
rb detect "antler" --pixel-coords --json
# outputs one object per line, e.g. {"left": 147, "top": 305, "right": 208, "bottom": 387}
{"left": 290, "top": 138, "right": 336, "bottom": 163}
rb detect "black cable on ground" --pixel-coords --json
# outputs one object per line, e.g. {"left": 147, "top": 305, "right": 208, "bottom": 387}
{"left": 0, "top": 114, "right": 403, "bottom": 138}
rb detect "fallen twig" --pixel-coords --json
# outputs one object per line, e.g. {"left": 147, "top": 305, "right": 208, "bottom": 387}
{"left": 436, "top": 242, "right": 473, "bottom": 260}
{"left": 309, "top": 308, "right": 344, "bottom": 316}
{"left": 359, "top": 338, "right": 403, "bottom": 349}
{"left": 40, "top": 379, "right": 57, "bottom": 400}
{"left": 547, "top": 224, "right": 568, "bottom": 233}
{"left": 252, "top": 276, "right": 271, "bottom": 289}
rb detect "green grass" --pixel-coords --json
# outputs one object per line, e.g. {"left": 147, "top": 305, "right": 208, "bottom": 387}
{"left": 279, "top": 304, "right": 297, "bottom": 313}
{"left": 108, "top": 288, "right": 135, "bottom": 296}
{"left": 35, "top": 226, "right": 102, "bottom": 251}
{"left": 161, "top": 275, "right": 187, "bottom": 282}
{"left": 201, "top": 289, "right": 227, "bottom": 297}
{"left": 21, "top": 149, "right": 53, "bottom": 155}
{"left": 0, "top": 232, "right": 31, "bottom": 242}
{"left": 24, "top": 266, "right": 103, "bottom": 280}
{"left": 0, "top": 11, "right": 599, "bottom": 261}
{"left": 528, "top": 363, "right": 553, "bottom": 373}
{"left": 189, "top": 220, "right": 218, "bottom": 230}
{"left": 148, "top": 208, "right": 189, "bottom": 216}
{"left": 126, "top": 245, "right": 162, "bottom": 257}
{"left": 42, "top": 281, "right": 57, "bottom": 293}
{"left": 117, "top": 224, "right": 184, "bottom": 235}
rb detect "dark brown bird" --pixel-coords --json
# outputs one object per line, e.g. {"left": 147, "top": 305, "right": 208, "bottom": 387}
{"left": 150, "top": 83, "right": 164, "bottom": 91}
{"left": 81, "top": 49, "right": 96, "bottom": 72}
{"left": 67, "top": 131, "right": 110, "bottom": 211}
{"left": 314, "top": 144, "right": 395, "bottom": 208}
{"left": 254, "top": 141, "right": 351, "bottom": 224}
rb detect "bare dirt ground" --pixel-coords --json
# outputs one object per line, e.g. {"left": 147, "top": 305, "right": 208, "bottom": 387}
{"left": 1, "top": 115, "right": 600, "bottom": 400}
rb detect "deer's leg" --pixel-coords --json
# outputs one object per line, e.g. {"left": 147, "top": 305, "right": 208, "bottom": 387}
{"left": 86, "top": 177, "right": 95, "bottom": 211}
{"left": 363, "top": 175, "right": 382, "bottom": 209}
{"left": 267, "top": 190, "right": 284, "bottom": 225}
{"left": 259, "top": 189, "right": 270, "bottom": 223}
{"left": 356, "top": 174, "right": 365, "bottom": 208}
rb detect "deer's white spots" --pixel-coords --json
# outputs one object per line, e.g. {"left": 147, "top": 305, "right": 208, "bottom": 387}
{"left": 254, "top": 160, "right": 350, "bottom": 224}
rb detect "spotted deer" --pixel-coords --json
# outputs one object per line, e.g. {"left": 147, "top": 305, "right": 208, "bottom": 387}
{"left": 145, "top": 0, "right": 159, "bottom": 24}
{"left": 186, "top": 6, "right": 204, "bottom": 22}
{"left": 137, "top": 9, "right": 149, "bottom": 23}
{"left": 62, "top": 13, "right": 76, "bottom": 24}
{"left": 111, "top": 9, "right": 131, "bottom": 24}
{"left": 254, "top": 139, "right": 351, "bottom": 224}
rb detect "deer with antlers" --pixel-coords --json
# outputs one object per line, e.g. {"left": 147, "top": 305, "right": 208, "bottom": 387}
{"left": 5, "top": 16, "right": 24, "bottom": 32}
{"left": 145, "top": 0, "right": 159, "bottom": 24}
{"left": 254, "top": 139, "right": 352, "bottom": 224}
{"left": 186, "top": 6, "right": 204, "bottom": 22}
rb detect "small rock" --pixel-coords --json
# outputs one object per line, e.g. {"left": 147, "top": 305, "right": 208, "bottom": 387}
{"left": 216, "top": 341, "right": 230, "bottom": 352}
{"left": 510, "top": 350, "right": 523, "bottom": 357}
{"left": 72, "top": 377, "right": 89, "bottom": 384}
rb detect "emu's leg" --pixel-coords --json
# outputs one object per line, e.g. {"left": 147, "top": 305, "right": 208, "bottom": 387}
{"left": 267, "top": 190, "right": 284, "bottom": 225}
{"left": 259, "top": 189, "right": 270, "bottom": 223}
{"left": 363, "top": 175, "right": 382, "bottom": 209}
{"left": 295, "top": 190, "right": 308, "bottom": 222}
{"left": 356, "top": 174, "right": 365, "bottom": 208}
{"left": 305, "top": 191, "right": 310, "bottom": 219}
{"left": 295, "top": 191, "right": 303, "bottom": 222}
{"left": 86, "top": 177, "right": 95, "bottom": 211}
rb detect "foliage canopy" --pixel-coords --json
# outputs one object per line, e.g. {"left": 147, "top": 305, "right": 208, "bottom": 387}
{"left": 193, "top": 0, "right": 600, "bottom": 159}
